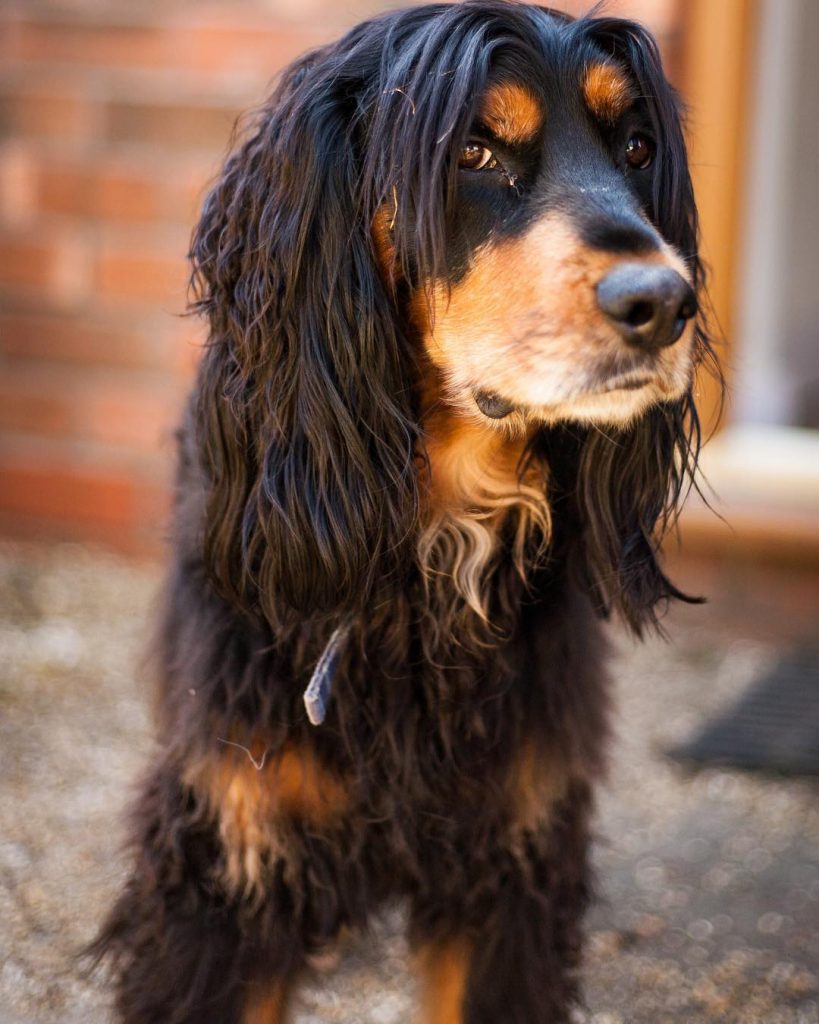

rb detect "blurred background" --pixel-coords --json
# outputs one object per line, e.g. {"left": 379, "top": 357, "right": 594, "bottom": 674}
{"left": 0, "top": 2, "right": 817, "bottom": 1023}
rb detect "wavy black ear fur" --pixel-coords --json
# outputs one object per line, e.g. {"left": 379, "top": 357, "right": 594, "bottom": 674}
{"left": 564, "top": 16, "right": 720, "bottom": 635}
{"left": 189, "top": 40, "right": 422, "bottom": 624}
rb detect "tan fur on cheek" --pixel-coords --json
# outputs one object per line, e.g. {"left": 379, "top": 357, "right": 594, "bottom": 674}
{"left": 186, "top": 743, "right": 350, "bottom": 898}
{"left": 479, "top": 81, "right": 543, "bottom": 144}
{"left": 415, "top": 214, "right": 695, "bottom": 420}
{"left": 418, "top": 216, "right": 614, "bottom": 405}
{"left": 582, "top": 62, "right": 636, "bottom": 124}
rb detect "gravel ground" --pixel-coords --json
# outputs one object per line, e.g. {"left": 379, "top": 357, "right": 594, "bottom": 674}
{"left": 1, "top": 541, "right": 817, "bottom": 1023}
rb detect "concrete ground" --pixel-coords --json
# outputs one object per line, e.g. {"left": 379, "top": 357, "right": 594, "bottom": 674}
{"left": 1, "top": 541, "right": 817, "bottom": 1023}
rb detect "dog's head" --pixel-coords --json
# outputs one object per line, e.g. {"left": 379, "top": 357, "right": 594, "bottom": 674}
{"left": 191, "top": 1, "right": 716, "bottom": 632}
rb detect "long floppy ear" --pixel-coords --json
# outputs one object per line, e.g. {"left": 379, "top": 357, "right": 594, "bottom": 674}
{"left": 189, "top": 49, "right": 420, "bottom": 624}
{"left": 570, "top": 18, "right": 720, "bottom": 634}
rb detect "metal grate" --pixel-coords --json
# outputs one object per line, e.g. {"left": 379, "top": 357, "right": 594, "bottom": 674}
{"left": 670, "top": 650, "right": 819, "bottom": 776}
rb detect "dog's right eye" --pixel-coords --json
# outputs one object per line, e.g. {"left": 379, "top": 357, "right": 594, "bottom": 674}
{"left": 624, "top": 133, "right": 654, "bottom": 170}
{"left": 458, "top": 143, "right": 497, "bottom": 171}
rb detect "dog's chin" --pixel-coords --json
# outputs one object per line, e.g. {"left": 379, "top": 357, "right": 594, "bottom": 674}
{"left": 539, "top": 383, "right": 665, "bottom": 427}
{"left": 470, "top": 376, "right": 682, "bottom": 429}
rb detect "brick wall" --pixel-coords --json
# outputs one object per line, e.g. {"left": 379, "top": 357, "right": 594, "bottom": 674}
{"left": 0, "top": 0, "right": 679, "bottom": 556}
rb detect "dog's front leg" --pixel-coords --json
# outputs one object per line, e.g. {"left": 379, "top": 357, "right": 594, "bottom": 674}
{"left": 412, "top": 778, "right": 593, "bottom": 1024}
{"left": 93, "top": 739, "right": 357, "bottom": 1023}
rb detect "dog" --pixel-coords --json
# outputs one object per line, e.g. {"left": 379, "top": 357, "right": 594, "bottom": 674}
{"left": 94, "top": 2, "right": 715, "bottom": 1021}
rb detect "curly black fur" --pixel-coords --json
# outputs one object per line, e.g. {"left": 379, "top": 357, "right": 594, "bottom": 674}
{"left": 91, "top": 4, "right": 718, "bottom": 1022}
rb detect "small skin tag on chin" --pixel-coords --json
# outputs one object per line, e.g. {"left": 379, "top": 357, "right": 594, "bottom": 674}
{"left": 303, "top": 621, "right": 352, "bottom": 726}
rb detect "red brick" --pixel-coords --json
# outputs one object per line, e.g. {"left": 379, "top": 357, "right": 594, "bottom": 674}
{"left": 7, "top": 14, "right": 331, "bottom": 76}
{"left": 96, "top": 168, "right": 161, "bottom": 223}
{"left": 95, "top": 239, "right": 189, "bottom": 307}
{"left": 173, "top": 23, "right": 332, "bottom": 75}
{"left": 0, "top": 12, "right": 22, "bottom": 65}
{"left": 164, "top": 160, "right": 217, "bottom": 224}
{"left": 0, "top": 381, "right": 72, "bottom": 437}
{"left": 0, "top": 233, "right": 92, "bottom": 307}
{"left": 84, "top": 382, "right": 183, "bottom": 451}
{"left": 37, "top": 162, "right": 159, "bottom": 222}
{"left": 0, "top": 362, "right": 184, "bottom": 452}
{"left": 32, "top": 155, "right": 214, "bottom": 225}
{"left": 0, "top": 454, "right": 170, "bottom": 555}
{"left": 0, "top": 310, "right": 168, "bottom": 371}
{"left": 0, "top": 460, "right": 137, "bottom": 529}
{"left": 12, "top": 20, "right": 166, "bottom": 70}
{"left": 169, "top": 316, "right": 206, "bottom": 383}
{"left": 0, "top": 88, "right": 99, "bottom": 144}
{"left": 0, "top": 141, "right": 36, "bottom": 224}
{"left": 35, "top": 163, "right": 95, "bottom": 219}
{"left": 53, "top": 237, "right": 94, "bottom": 306}
{"left": 106, "top": 97, "right": 240, "bottom": 149}
{"left": 0, "top": 235, "right": 52, "bottom": 290}
{"left": 0, "top": 229, "right": 93, "bottom": 305}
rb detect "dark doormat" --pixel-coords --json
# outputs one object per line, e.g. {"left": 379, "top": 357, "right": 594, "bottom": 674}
{"left": 669, "top": 649, "right": 819, "bottom": 776}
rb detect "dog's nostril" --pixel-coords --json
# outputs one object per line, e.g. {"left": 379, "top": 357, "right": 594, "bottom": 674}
{"left": 596, "top": 263, "right": 696, "bottom": 351}
{"left": 623, "top": 300, "right": 655, "bottom": 328}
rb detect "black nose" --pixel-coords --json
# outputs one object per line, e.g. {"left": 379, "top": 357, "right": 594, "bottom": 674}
{"left": 596, "top": 263, "right": 696, "bottom": 350}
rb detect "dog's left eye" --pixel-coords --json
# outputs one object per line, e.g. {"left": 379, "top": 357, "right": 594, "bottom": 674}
{"left": 458, "top": 143, "right": 498, "bottom": 171}
{"left": 624, "top": 133, "right": 654, "bottom": 170}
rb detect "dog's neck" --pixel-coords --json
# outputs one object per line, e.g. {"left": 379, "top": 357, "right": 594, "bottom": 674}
{"left": 422, "top": 405, "right": 528, "bottom": 513}
{"left": 417, "top": 373, "right": 551, "bottom": 620}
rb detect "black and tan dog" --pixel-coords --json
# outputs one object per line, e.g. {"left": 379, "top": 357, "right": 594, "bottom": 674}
{"left": 93, "top": 3, "right": 715, "bottom": 1021}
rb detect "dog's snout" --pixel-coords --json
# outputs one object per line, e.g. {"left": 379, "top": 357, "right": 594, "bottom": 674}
{"left": 596, "top": 264, "right": 696, "bottom": 351}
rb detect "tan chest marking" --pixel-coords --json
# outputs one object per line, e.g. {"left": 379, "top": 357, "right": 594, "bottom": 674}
{"left": 418, "top": 399, "right": 550, "bottom": 619}
{"left": 421, "top": 407, "right": 529, "bottom": 513}
{"left": 188, "top": 742, "right": 350, "bottom": 897}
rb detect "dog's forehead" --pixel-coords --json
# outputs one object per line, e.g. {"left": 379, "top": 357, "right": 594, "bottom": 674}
{"left": 476, "top": 52, "right": 635, "bottom": 145}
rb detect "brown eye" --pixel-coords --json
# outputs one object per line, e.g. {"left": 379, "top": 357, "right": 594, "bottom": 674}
{"left": 625, "top": 133, "right": 654, "bottom": 170}
{"left": 458, "top": 142, "right": 496, "bottom": 171}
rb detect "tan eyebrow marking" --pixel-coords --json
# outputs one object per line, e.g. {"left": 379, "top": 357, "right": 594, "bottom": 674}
{"left": 582, "top": 62, "right": 636, "bottom": 123}
{"left": 478, "top": 82, "right": 544, "bottom": 144}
